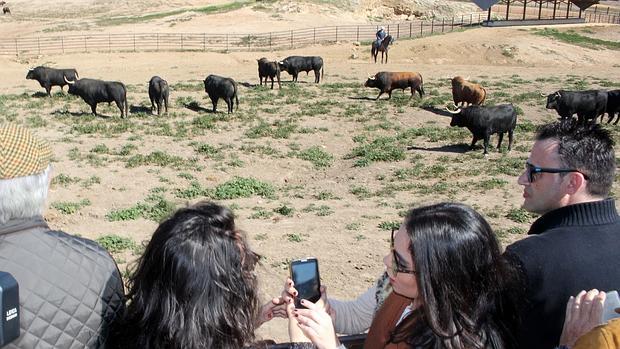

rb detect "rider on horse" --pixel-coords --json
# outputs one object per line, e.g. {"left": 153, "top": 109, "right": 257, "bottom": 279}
{"left": 375, "top": 26, "right": 386, "bottom": 48}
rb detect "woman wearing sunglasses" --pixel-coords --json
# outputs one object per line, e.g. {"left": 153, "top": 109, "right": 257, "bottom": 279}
{"left": 285, "top": 202, "right": 517, "bottom": 349}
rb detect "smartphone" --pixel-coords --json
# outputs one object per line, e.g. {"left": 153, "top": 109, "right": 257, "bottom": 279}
{"left": 602, "top": 290, "right": 620, "bottom": 323}
{"left": 290, "top": 257, "right": 321, "bottom": 309}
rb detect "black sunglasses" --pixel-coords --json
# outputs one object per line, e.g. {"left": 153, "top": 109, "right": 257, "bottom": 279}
{"left": 525, "top": 162, "right": 589, "bottom": 183}
{"left": 390, "top": 227, "right": 417, "bottom": 276}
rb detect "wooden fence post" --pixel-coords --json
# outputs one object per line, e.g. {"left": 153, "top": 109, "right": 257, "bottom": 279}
{"left": 84, "top": 37, "right": 87, "bottom": 53}
{"left": 470, "top": 13, "right": 473, "bottom": 25}
{"left": 409, "top": 22, "right": 412, "bottom": 37}
{"left": 61, "top": 36, "right": 64, "bottom": 54}
{"left": 356, "top": 26, "right": 359, "bottom": 42}
{"left": 420, "top": 20, "right": 423, "bottom": 36}
{"left": 313, "top": 28, "right": 316, "bottom": 45}
{"left": 226, "top": 34, "right": 229, "bottom": 51}
{"left": 37, "top": 37, "right": 40, "bottom": 54}
{"left": 396, "top": 23, "right": 399, "bottom": 38}
{"left": 335, "top": 26, "right": 338, "bottom": 42}
{"left": 133, "top": 34, "right": 136, "bottom": 52}
{"left": 523, "top": 0, "right": 527, "bottom": 20}
{"left": 181, "top": 34, "right": 184, "bottom": 50}
{"left": 290, "top": 30, "right": 293, "bottom": 48}
{"left": 431, "top": 19, "right": 434, "bottom": 34}
{"left": 442, "top": 18, "right": 445, "bottom": 32}
{"left": 203, "top": 33, "right": 206, "bottom": 51}
{"left": 451, "top": 17, "right": 454, "bottom": 30}
{"left": 14, "top": 39, "right": 18, "bottom": 56}
{"left": 270, "top": 32, "right": 272, "bottom": 49}
{"left": 109, "top": 34, "right": 111, "bottom": 53}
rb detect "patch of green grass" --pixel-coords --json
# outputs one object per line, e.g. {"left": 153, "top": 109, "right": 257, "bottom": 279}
{"left": 51, "top": 199, "right": 91, "bottom": 214}
{"left": 96, "top": 234, "right": 136, "bottom": 253}
{"left": 52, "top": 173, "right": 80, "bottom": 187}
{"left": 90, "top": 144, "right": 110, "bottom": 154}
{"left": 245, "top": 118, "right": 298, "bottom": 139}
{"left": 285, "top": 233, "right": 304, "bottom": 243}
{"left": 213, "top": 177, "right": 276, "bottom": 200}
{"left": 346, "top": 222, "right": 362, "bottom": 231}
{"left": 534, "top": 28, "right": 620, "bottom": 50}
{"left": 315, "top": 191, "right": 339, "bottom": 200}
{"left": 274, "top": 204, "right": 295, "bottom": 217}
{"left": 349, "top": 185, "right": 373, "bottom": 200}
{"left": 191, "top": 142, "right": 225, "bottom": 160}
{"left": 506, "top": 207, "right": 532, "bottom": 223}
{"left": 106, "top": 195, "right": 176, "bottom": 222}
{"left": 174, "top": 181, "right": 212, "bottom": 199}
{"left": 378, "top": 221, "right": 400, "bottom": 231}
{"left": 296, "top": 146, "right": 333, "bottom": 168}
{"left": 125, "top": 151, "right": 199, "bottom": 170}
{"left": 345, "top": 136, "right": 406, "bottom": 167}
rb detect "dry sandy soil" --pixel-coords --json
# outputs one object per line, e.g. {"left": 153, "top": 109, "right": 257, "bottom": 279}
{"left": 1, "top": 0, "right": 619, "bottom": 343}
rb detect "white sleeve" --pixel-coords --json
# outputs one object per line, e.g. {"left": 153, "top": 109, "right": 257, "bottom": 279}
{"left": 328, "top": 286, "right": 377, "bottom": 335}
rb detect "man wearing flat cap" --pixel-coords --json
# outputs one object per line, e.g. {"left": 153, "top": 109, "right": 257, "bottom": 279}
{"left": 0, "top": 124, "right": 125, "bottom": 348}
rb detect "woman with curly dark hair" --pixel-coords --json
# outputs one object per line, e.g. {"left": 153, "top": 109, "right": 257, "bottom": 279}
{"left": 287, "top": 202, "right": 517, "bottom": 349}
{"left": 109, "top": 201, "right": 284, "bottom": 349}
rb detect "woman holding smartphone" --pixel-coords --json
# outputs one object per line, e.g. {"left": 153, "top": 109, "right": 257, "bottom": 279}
{"left": 286, "top": 202, "right": 517, "bottom": 349}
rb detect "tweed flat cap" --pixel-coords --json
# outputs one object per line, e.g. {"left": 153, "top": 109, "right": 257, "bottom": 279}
{"left": 0, "top": 124, "right": 52, "bottom": 179}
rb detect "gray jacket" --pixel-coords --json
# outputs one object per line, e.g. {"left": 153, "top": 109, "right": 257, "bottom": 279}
{"left": 0, "top": 216, "right": 125, "bottom": 348}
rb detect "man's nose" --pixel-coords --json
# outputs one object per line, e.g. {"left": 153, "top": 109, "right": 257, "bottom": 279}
{"left": 517, "top": 169, "right": 529, "bottom": 186}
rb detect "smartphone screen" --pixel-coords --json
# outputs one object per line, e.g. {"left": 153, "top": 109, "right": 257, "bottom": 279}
{"left": 602, "top": 290, "right": 620, "bottom": 323}
{"left": 290, "top": 258, "right": 321, "bottom": 309}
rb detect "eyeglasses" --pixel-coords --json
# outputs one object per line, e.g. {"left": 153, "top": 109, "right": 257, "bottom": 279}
{"left": 524, "top": 162, "right": 589, "bottom": 183}
{"left": 390, "top": 227, "right": 417, "bottom": 276}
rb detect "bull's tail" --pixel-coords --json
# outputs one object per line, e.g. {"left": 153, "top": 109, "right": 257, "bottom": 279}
{"left": 480, "top": 87, "right": 487, "bottom": 105}
{"left": 321, "top": 66, "right": 324, "bottom": 82}
{"left": 234, "top": 83, "right": 239, "bottom": 111}
{"left": 418, "top": 75, "right": 425, "bottom": 98}
{"left": 123, "top": 85, "right": 128, "bottom": 118}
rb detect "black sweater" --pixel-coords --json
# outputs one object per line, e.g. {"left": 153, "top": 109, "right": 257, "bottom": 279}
{"left": 504, "top": 198, "right": 620, "bottom": 349}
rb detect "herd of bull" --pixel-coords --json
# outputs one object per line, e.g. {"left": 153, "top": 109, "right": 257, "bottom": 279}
{"left": 24, "top": 61, "right": 619, "bottom": 155}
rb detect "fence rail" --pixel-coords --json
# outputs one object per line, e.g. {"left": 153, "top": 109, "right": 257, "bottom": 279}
{"left": 1, "top": 7, "right": 617, "bottom": 56}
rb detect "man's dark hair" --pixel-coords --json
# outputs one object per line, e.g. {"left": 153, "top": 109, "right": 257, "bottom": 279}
{"left": 109, "top": 201, "right": 260, "bottom": 349}
{"left": 536, "top": 119, "right": 616, "bottom": 197}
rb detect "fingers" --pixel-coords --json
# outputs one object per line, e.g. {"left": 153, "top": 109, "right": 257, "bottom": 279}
{"left": 283, "top": 278, "right": 299, "bottom": 298}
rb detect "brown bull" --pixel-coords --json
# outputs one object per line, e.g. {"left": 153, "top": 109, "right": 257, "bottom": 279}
{"left": 451, "top": 76, "right": 486, "bottom": 107}
{"left": 364, "top": 71, "right": 425, "bottom": 100}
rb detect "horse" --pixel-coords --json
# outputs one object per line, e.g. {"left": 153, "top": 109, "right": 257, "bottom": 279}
{"left": 371, "top": 35, "right": 394, "bottom": 64}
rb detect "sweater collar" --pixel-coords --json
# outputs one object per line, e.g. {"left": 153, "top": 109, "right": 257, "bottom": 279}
{"left": 0, "top": 216, "right": 49, "bottom": 236}
{"left": 528, "top": 198, "right": 619, "bottom": 236}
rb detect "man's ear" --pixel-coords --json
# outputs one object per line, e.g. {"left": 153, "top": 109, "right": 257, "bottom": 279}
{"left": 564, "top": 172, "right": 587, "bottom": 195}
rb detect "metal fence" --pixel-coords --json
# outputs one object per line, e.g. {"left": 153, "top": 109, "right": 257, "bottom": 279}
{"left": 490, "top": 1, "right": 620, "bottom": 23}
{"left": 1, "top": 6, "right": 617, "bottom": 56}
{"left": 1, "top": 12, "right": 490, "bottom": 56}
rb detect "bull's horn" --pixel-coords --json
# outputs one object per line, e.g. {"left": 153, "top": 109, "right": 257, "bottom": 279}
{"left": 75, "top": 72, "right": 79, "bottom": 80}
{"left": 64, "top": 76, "right": 75, "bottom": 84}
{"left": 368, "top": 75, "right": 376, "bottom": 80}
{"left": 445, "top": 106, "right": 461, "bottom": 114}
{"left": 540, "top": 92, "right": 546, "bottom": 97}
{"left": 555, "top": 91, "right": 561, "bottom": 97}
{"left": 278, "top": 61, "right": 283, "bottom": 64}
{"left": 464, "top": 76, "right": 470, "bottom": 81}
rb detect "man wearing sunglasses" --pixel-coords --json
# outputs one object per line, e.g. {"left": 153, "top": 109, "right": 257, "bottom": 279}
{"left": 504, "top": 119, "right": 620, "bottom": 349}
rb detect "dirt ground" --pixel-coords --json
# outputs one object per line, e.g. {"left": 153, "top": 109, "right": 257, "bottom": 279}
{"left": 1, "top": 1, "right": 619, "bottom": 343}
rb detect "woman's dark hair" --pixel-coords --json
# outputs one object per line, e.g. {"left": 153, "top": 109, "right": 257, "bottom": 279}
{"left": 110, "top": 201, "right": 260, "bottom": 349}
{"left": 391, "top": 202, "right": 515, "bottom": 349}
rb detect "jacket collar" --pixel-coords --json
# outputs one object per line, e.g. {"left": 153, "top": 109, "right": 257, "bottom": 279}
{"left": 0, "top": 216, "right": 49, "bottom": 236}
{"left": 528, "top": 198, "right": 619, "bottom": 236}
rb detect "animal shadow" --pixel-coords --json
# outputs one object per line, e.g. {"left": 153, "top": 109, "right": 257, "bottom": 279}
{"left": 422, "top": 106, "right": 454, "bottom": 118}
{"left": 348, "top": 96, "right": 376, "bottom": 101}
{"left": 32, "top": 91, "right": 50, "bottom": 98}
{"left": 130, "top": 105, "right": 151, "bottom": 114}
{"left": 185, "top": 101, "right": 211, "bottom": 113}
{"left": 407, "top": 144, "right": 470, "bottom": 154}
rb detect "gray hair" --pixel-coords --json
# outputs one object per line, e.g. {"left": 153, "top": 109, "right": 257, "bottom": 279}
{"left": 0, "top": 165, "right": 51, "bottom": 224}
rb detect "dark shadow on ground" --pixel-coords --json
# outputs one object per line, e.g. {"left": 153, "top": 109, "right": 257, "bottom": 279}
{"left": 130, "top": 105, "right": 151, "bottom": 114}
{"left": 421, "top": 106, "right": 454, "bottom": 118}
{"left": 51, "top": 109, "right": 112, "bottom": 119}
{"left": 348, "top": 96, "right": 377, "bottom": 101}
{"left": 32, "top": 91, "right": 50, "bottom": 98}
{"left": 185, "top": 101, "right": 212, "bottom": 113}
{"left": 407, "top": 143, "right": 470, "bottom": 154}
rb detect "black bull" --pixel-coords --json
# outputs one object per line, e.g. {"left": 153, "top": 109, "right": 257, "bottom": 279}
{"left": 26, "top": 66, "right": 79, "bottom": 96}
{"left": 546, "top": 89, "right": 608, "bottom": 124}
{"left": 447, "top": 104, "right": 517, "bottom": 155}
{"left": 65, "top": 77, "right": 128, "bottom": 118}
{"left": 278, "top": 56, "right": 324, "bottom": 83}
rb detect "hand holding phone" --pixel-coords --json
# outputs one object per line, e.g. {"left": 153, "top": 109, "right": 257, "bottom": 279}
{"left": 290, "top": 257, "right": 321, "bottom": 309}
